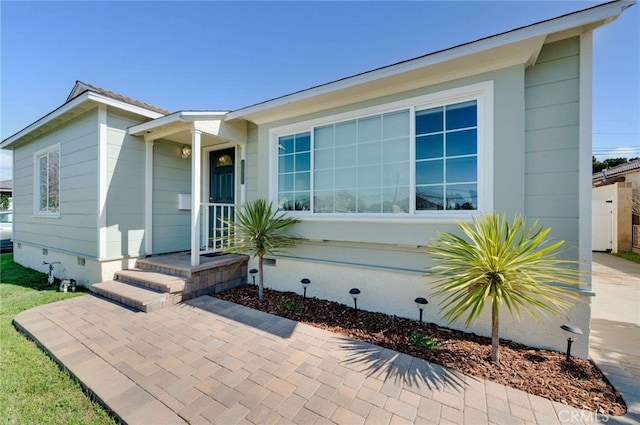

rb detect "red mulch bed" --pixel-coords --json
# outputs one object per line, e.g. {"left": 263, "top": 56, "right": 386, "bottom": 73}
{"left": 215, "top": 285, "right": 626, "bottom": 416}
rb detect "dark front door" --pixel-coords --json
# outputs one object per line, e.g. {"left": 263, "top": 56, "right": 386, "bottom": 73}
{"left": 209, "top": 148, "right": 235, "bottom": 249}
{"left": 210, "top": 148, "right": 235, "bottom": 204}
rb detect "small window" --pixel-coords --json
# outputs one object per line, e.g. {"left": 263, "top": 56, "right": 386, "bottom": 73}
{"left": 278, "top": 132, "right": 311, "bottom": 211}
{"left": 35, "top": 146, "right": 60, "bottom": 215}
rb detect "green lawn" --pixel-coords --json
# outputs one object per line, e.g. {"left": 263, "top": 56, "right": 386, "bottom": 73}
{"left": 0, "top": 253, "right": 116, "bottom": 425}
{"left": 613, "top": 251, "right": 640, "bottom": 264}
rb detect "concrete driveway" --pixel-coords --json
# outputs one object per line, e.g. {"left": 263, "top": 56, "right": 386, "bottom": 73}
{"left": 589, "top": 252, "right": 640, "bottom": 424}
{"left": 591, "top": 252, "right": 640, "bottom": 357}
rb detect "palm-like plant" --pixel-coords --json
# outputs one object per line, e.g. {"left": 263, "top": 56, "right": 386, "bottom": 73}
{"left": 425, "top": 213, "right": 580, "bottom": 363}
{"left": 216, "top": 199, "right": 301, "bottom": 301}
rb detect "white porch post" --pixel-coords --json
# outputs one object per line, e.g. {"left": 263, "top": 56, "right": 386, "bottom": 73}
{"left": 190, "top": 129, "right": 202, "bottom": 266}
{"left": 144, "top": 140, "right": 154, "bottom": 255}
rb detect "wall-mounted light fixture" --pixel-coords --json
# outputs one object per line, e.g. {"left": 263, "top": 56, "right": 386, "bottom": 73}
{"left": 181, "top": 145, "right": 192, "bottom": 159}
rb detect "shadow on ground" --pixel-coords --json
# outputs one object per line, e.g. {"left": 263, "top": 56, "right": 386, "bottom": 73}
{"left": 335, "top": 336, "right": 467, "bottom": 393}
{"left": 182, "top": 296, "right": 298, "bottom": 338}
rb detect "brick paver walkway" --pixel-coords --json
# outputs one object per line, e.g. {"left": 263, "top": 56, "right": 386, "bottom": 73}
{"left": 15, "top": 294, "right": 630, "bottom": 425}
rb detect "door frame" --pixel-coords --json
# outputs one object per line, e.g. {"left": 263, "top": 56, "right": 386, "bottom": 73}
{"left": 202, "top": 143, "right": 244, "bottom": 251}
{"left": 203, "top": 143, "right": 240, "bottom": 207}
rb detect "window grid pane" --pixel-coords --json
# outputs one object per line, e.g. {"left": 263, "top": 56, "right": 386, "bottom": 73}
{"left": 37, "top": 148, "right": 60, "bottom": 213}
{"left": 312, "top": 110, "right": 410, "bottom": 214}
{"left": 276, "top": 98, "right": 480, "bottom": 215}
{"left": 415, "top": 100, "right": 478, "bottom": 211}
{"left": 278, "top": 133, "right": 310, "bottom": 211}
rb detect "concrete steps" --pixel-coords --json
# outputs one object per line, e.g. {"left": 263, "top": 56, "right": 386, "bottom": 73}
{"left": 92, "top": 268, "right": 187, "bottom": 313}
{"left": 115, "top": 269, "right": 187, "bottom": 293}
{"left": 90, "top": 252, "right": 249, "bottom": 313}
{"left": 91, "top": 281, "right": 169, "bottom": 313}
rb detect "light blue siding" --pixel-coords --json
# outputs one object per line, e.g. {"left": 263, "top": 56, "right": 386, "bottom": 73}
{"left": 524, "top": 37, "right": 581, "bottom": 252}
{"left": 246, "top": 123, "right": 259, "bottom": 202}
{"left": 11, "top": 109, "right": 99, "bottom": 257}
{"left": 151, "top": 140, "right": 191, "bottom": 253}
{"left": 105, "top": 111, "right": 146, "bottom": 258}
{"left": 252, "top": 65, "right": 528, "bottom": 273}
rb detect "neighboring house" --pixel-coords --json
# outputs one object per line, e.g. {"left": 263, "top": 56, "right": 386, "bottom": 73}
{"left": 0, "top": 179, "right": 12, "bottom": 209}
{"left": 592, "top": 159, "right": 640, "bottom": 252}
{"left": 1, "top": 1, "right": 635, "bottom": 359}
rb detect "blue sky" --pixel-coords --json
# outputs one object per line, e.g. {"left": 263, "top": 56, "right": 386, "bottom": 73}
{"left": 1, "top": 1, "right": 638, "bottom": 180}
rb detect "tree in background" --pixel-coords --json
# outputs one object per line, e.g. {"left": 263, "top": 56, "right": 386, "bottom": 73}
{"left": 592, "top": 156, "right": 637, "bottom": 174}
{"left": 0, "top": 194, "right": 10, "bottom": 211}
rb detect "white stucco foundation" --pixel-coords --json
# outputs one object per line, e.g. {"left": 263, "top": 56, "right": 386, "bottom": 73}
{"left": 12, "top": 243, "right": 137, "bottom": 288}
{"left": 255, "top": 257, "right": 592, "bottom": 359}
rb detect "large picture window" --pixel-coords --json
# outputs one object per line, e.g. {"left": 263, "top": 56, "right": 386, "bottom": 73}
{"left": 273, "top": 82, "right": 490, "bottom": 218}
{"left": 36, "top": 146, "right": 60, "bottom": 214}
{"left": 313, "top": 110, "right": 410, "bottom": 213}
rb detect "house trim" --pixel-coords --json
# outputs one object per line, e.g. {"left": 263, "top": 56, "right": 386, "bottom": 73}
{"left": 98, "top": 105, "right": 108, "bottom": 259}
{"left": 145, "top": 140, "right": 154, "bottom": 256}
{"left": 1, "top": 91, "right": 164, "bottom": 149}
{"left": 579, "top": 32, "right": 594, "bottom": 288}
{"left": 268, "top": 80, "right": 494, "bottom": 222}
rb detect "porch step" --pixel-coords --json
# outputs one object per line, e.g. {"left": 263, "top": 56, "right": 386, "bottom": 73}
{"left": 114, "top": 268, "right": 187, "bottom": 293}
{"left": 91, "top": 281, "right": 169, "bottom": 313}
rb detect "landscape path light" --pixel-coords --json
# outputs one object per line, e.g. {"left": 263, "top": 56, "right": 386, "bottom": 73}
{"left": 301, "top": 278, "right": 311, "bottom": 299}
{"left": 249, "top": 269, "right": 258, "bottom": 286}
{"left": 349, "top": 288, "right": 361, "bottom": 316}
{"left": 560, "top": 323, "right": 583, "bottom": 362}
{"left": 415, "top": 297, "right": 428, "bottom": 326}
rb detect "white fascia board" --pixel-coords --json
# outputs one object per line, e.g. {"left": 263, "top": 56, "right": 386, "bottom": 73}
{"left": 129, "top": 111, "right": 228, "bottom": 136}
{"left": 85, "top": 92, "right": 165, "bottom": 120}
{"left": 1, "top": 93, "right": 91, "bottom": 149}
{"left": 226, "top": 0, "right": 632, "bottom": 122}
{"left": 1, "top": 91, "right": 165, "bottom": 149}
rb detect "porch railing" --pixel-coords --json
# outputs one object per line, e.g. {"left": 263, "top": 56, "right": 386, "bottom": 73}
{"left": 201, "top": 203, "right": 238, "bottom": 253}
{"left": 633, "top": 225, "right": 640, "bottom": 249}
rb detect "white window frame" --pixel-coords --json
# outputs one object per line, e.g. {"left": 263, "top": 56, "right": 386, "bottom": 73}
{"left": 33, "top": 144, "right": 61, "bottom": 217}
{"left": 269, "top": 81, "right": 494, "bottom": 223}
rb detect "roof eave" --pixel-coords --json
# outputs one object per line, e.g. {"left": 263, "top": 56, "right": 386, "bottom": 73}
{"left": 226, "top": 0, "right": 633, "bottom": 123}
{"left": 1, "top": 92, "right": 165, "bottom": 149}
{"left": 129, "top": 111, "right": 229, "bottom": 136}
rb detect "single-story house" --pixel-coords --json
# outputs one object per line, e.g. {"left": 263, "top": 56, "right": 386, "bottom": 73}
{"left": 592, "top": 159, "right": 640, "bottom": 252}
{"left": 2, "top": 1, "right": 635, "bottom": 359}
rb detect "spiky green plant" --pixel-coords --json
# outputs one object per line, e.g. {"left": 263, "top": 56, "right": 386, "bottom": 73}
{"left": 217, "top": 199, "right": 301, "bottom": 301}
{"left": 425, "top": 213, "right": 580, "bottom": 363}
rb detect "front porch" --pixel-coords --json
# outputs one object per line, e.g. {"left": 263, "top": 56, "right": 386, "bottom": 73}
{"left": 129, "top": 111, "right": 248, "bottom": 266}
{"left": 92, "top": 251, "right": 249, "bottom": 312}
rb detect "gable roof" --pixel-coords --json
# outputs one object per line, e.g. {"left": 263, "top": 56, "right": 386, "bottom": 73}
{"left": 1, "top": 82, "right": 169, "bottom": 149}
{"left": 226, "top": 0, "right": 635, "bottom": 124}
{"left": 67, "top": 81, "right": 171, "bottom": 115}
